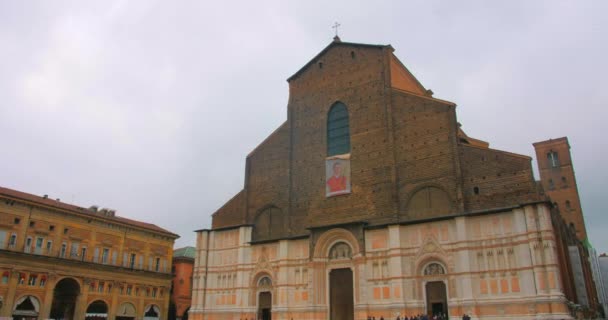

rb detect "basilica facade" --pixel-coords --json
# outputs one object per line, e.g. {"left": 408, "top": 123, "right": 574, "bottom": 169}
{"left": 189, "top": 38, "right": 596, "bottom": 320}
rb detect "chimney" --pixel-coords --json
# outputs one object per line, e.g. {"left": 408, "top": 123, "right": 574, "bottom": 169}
{"left": 43, "top": 194, "right": 48, "bottom": 199}
{"left": 89, "top": 205, "right": 99, "bottom": 212}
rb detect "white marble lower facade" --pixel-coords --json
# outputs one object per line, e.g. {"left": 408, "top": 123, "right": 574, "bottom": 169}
{"left": 190, "top": 203, "right": 571, "bottom": 320}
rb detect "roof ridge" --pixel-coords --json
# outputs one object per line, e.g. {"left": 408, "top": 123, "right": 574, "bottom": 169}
{"left": 0, "top": 185, "right": 179, "bottom": 238}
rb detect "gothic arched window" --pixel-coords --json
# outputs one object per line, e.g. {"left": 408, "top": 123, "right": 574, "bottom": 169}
{"left": 327, "top": 102, "right": 351, "bottom": 156}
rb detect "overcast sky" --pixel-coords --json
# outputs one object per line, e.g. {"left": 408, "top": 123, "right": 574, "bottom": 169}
{"left": 1, "top": 1, "right": 607, "bottom": 251}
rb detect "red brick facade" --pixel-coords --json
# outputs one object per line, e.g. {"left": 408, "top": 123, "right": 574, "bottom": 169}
{"left": 196, "top": 38, "right": 601, "bottom": 319}
{"left": 211, "top": 39, "right": 543, "bottom": 237}
{"left": 534, "top": 137, "right": 588, "bottom": 240}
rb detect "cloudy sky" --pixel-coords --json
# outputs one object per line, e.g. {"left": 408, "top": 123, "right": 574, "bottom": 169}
{"left": 1, "top": 1, "right": 607, "bottom": 251}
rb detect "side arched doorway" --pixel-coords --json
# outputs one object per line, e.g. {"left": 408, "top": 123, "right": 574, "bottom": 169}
{"left": 86, "top": 300, "right": 109, "bottom": 320}
{"left": 50, "top": 278, "right": 80, "bottom": 320}
{"left": 143, "top": 305, "right": 161, "bottom": 320}
{"left": 256, "top": 276, "right": 273, "bottom": 320}
{"left": 12, "top": 295, "right": 40, "bottom": 320}
{"left": 116, "top": 302, "right": 136, "bottom": 320}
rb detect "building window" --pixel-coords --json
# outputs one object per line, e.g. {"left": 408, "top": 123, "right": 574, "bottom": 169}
{"left": 14, "top": 217, "right": 20, "bottom": 224}
{"left": 81, "top": 247, "right": 87, "bottom": 261}
{"left": 130, "top": 253, "right": 136, "bottom": 269}
{"left": 155, "top": 257, "right": 161, "bottom": 272}
{"left": 70, "top": 242, "right": 80, "bottom": 259}
{"left": 152, "top": 287, "right": 158, "bottom": 298}
{"left": 18, "top": 273, "right": 26, "bottom": 285}
{"left": 548, "top": 179, "right": 555, "bottom": 190}
{"left": 98, "top": 282, "right": 105, "bottom": 293}
{"left": 89, "top": 282, "right": 95, "bottom": 292}
{"left": 60, "top": 242, "right": 67, "bottom": 258}
{"left": 126, "top": 285, "right": 132, "bottom": 295}
{"left": 28, "top": 274, "right": 37, "bottom": 286}
{"left": 1, "top": 272, "right": 9, "bottom": 284}
{"left": 9, "top": 234, "right": 17, "bottom": 248}
{"left": 24, "top": 237, "right": 32, "bottom": 253}
{"left": 327, "top": 102, "right": 351, "bottom": 156}
{"left": 562, "top": 176, "right": 568, "bottom": 187}
{"left": 547, "top": 151, "right": 559, "bottom": 168}
{"left": 46, "top": 240, "right": 53, "bottom": 255}
{"left": 29, "top": 221, "right": 35, "bottom": 227}
{"left": 34, "top": 237, "right": 44, "bottom": 255}
{"left": 39, "top": 276, "right": 46, "bottom": 287}
{"left": 102, "top": 248, "right": 109, "bottom": 264}
{"left": 566, "top": 200, "right": 572, "bottom": 210}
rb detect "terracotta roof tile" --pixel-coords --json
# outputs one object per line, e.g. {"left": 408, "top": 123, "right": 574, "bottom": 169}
{"left": 0, "top": 185, "right": 179, "bottom": 238}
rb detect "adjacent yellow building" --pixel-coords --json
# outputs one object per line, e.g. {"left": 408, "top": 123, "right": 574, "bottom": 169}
{"left": 0, "top": 186, "right": 179, "bottom": 320}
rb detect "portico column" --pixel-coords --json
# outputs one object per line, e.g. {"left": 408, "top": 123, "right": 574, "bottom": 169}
{"left": 108, "top": 281, "right": 121, "bottom": 320}
{"left": 0, "top": 270, "right": 20, "bottom": 318}
{"left": 74, "top": 278, "right": 91, "bottom": 319}
{"left": 137, "top": 288, "right": 145, "bottom": 320}
{"left": 40, "top": 273, "right": 58, "bottom": 319}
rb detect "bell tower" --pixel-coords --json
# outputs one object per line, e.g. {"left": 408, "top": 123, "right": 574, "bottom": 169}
{"left": 533, "top": 137, "right": 588, "bottom": 240}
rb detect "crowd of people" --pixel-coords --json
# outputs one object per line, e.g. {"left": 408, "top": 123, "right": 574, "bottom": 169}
{"left": 365, "top": 313, "right": 471, "bottom": 320}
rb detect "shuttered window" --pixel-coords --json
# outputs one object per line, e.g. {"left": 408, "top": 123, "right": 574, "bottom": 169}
{"left": 327, "top": 102, "right": 351, "bottom": 156}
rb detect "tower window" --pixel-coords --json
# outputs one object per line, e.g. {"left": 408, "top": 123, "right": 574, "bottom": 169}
{"left": 547, "top": 151, "right": 559, "bottom": 168}
{"left": 548, "top": 179, "right": 555, "bottom": 190}
{"left": 565, "top": 200, "right": 571, "bottom": 210}
{"left": 327, "top": 102, "right": 351, "bottom": 156}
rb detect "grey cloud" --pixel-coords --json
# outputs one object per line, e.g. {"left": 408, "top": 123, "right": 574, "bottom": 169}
{"left": 1, "top": 1, "right": 607, "bottom": 251}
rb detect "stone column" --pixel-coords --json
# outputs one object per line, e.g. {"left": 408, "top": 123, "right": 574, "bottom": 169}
{"left": 108, "top": 281, "right": 121, "bottom": 320}
{"left": 39, "top": 273, "right": 58, "bottom": 319}
{"left": 0, "top": 270, "right": 20, "bottom": 318}
{"left": 137, "top": 288, "right": 145, "bottom": 320}
{"left": 74, "top": 278, "right": 91, "bottom": 320}
{"left": 162, "top": 285, "right": 170, "bottom": 320}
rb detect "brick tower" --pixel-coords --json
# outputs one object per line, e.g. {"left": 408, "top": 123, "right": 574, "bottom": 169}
{"left": 533, "top": 137, "right": 588, "bottom": 240}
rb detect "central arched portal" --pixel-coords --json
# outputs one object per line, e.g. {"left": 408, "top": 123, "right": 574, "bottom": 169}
{"left": 425, "top": 281, "right": 448, "bottom": 317}
{"left": 329, "top": 268, "right": 354, "bottom": 320}
{"left": 50, "top": 278, "right": 80, "bottom": 320}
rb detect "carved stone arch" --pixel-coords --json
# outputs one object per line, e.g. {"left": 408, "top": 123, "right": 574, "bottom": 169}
{"left": 54, "top": 276, "right": 83, "bottom": 290}
{"left": 403, "top": 184, "right": 454, "bottom": 219}
{"left": 252, "top": 205, "right": 284, "bottom": 242}
{"left": 251, "top": 271, "right": 274, "bottom": 289}
{"left": 250, "top": 271, "right": 276, "bottom": 307}
{"left": 415, "top": 254, "right": 449, "bottom": 276}
{"left": 313, "top": 228, "right": 360, "bottom": 259}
